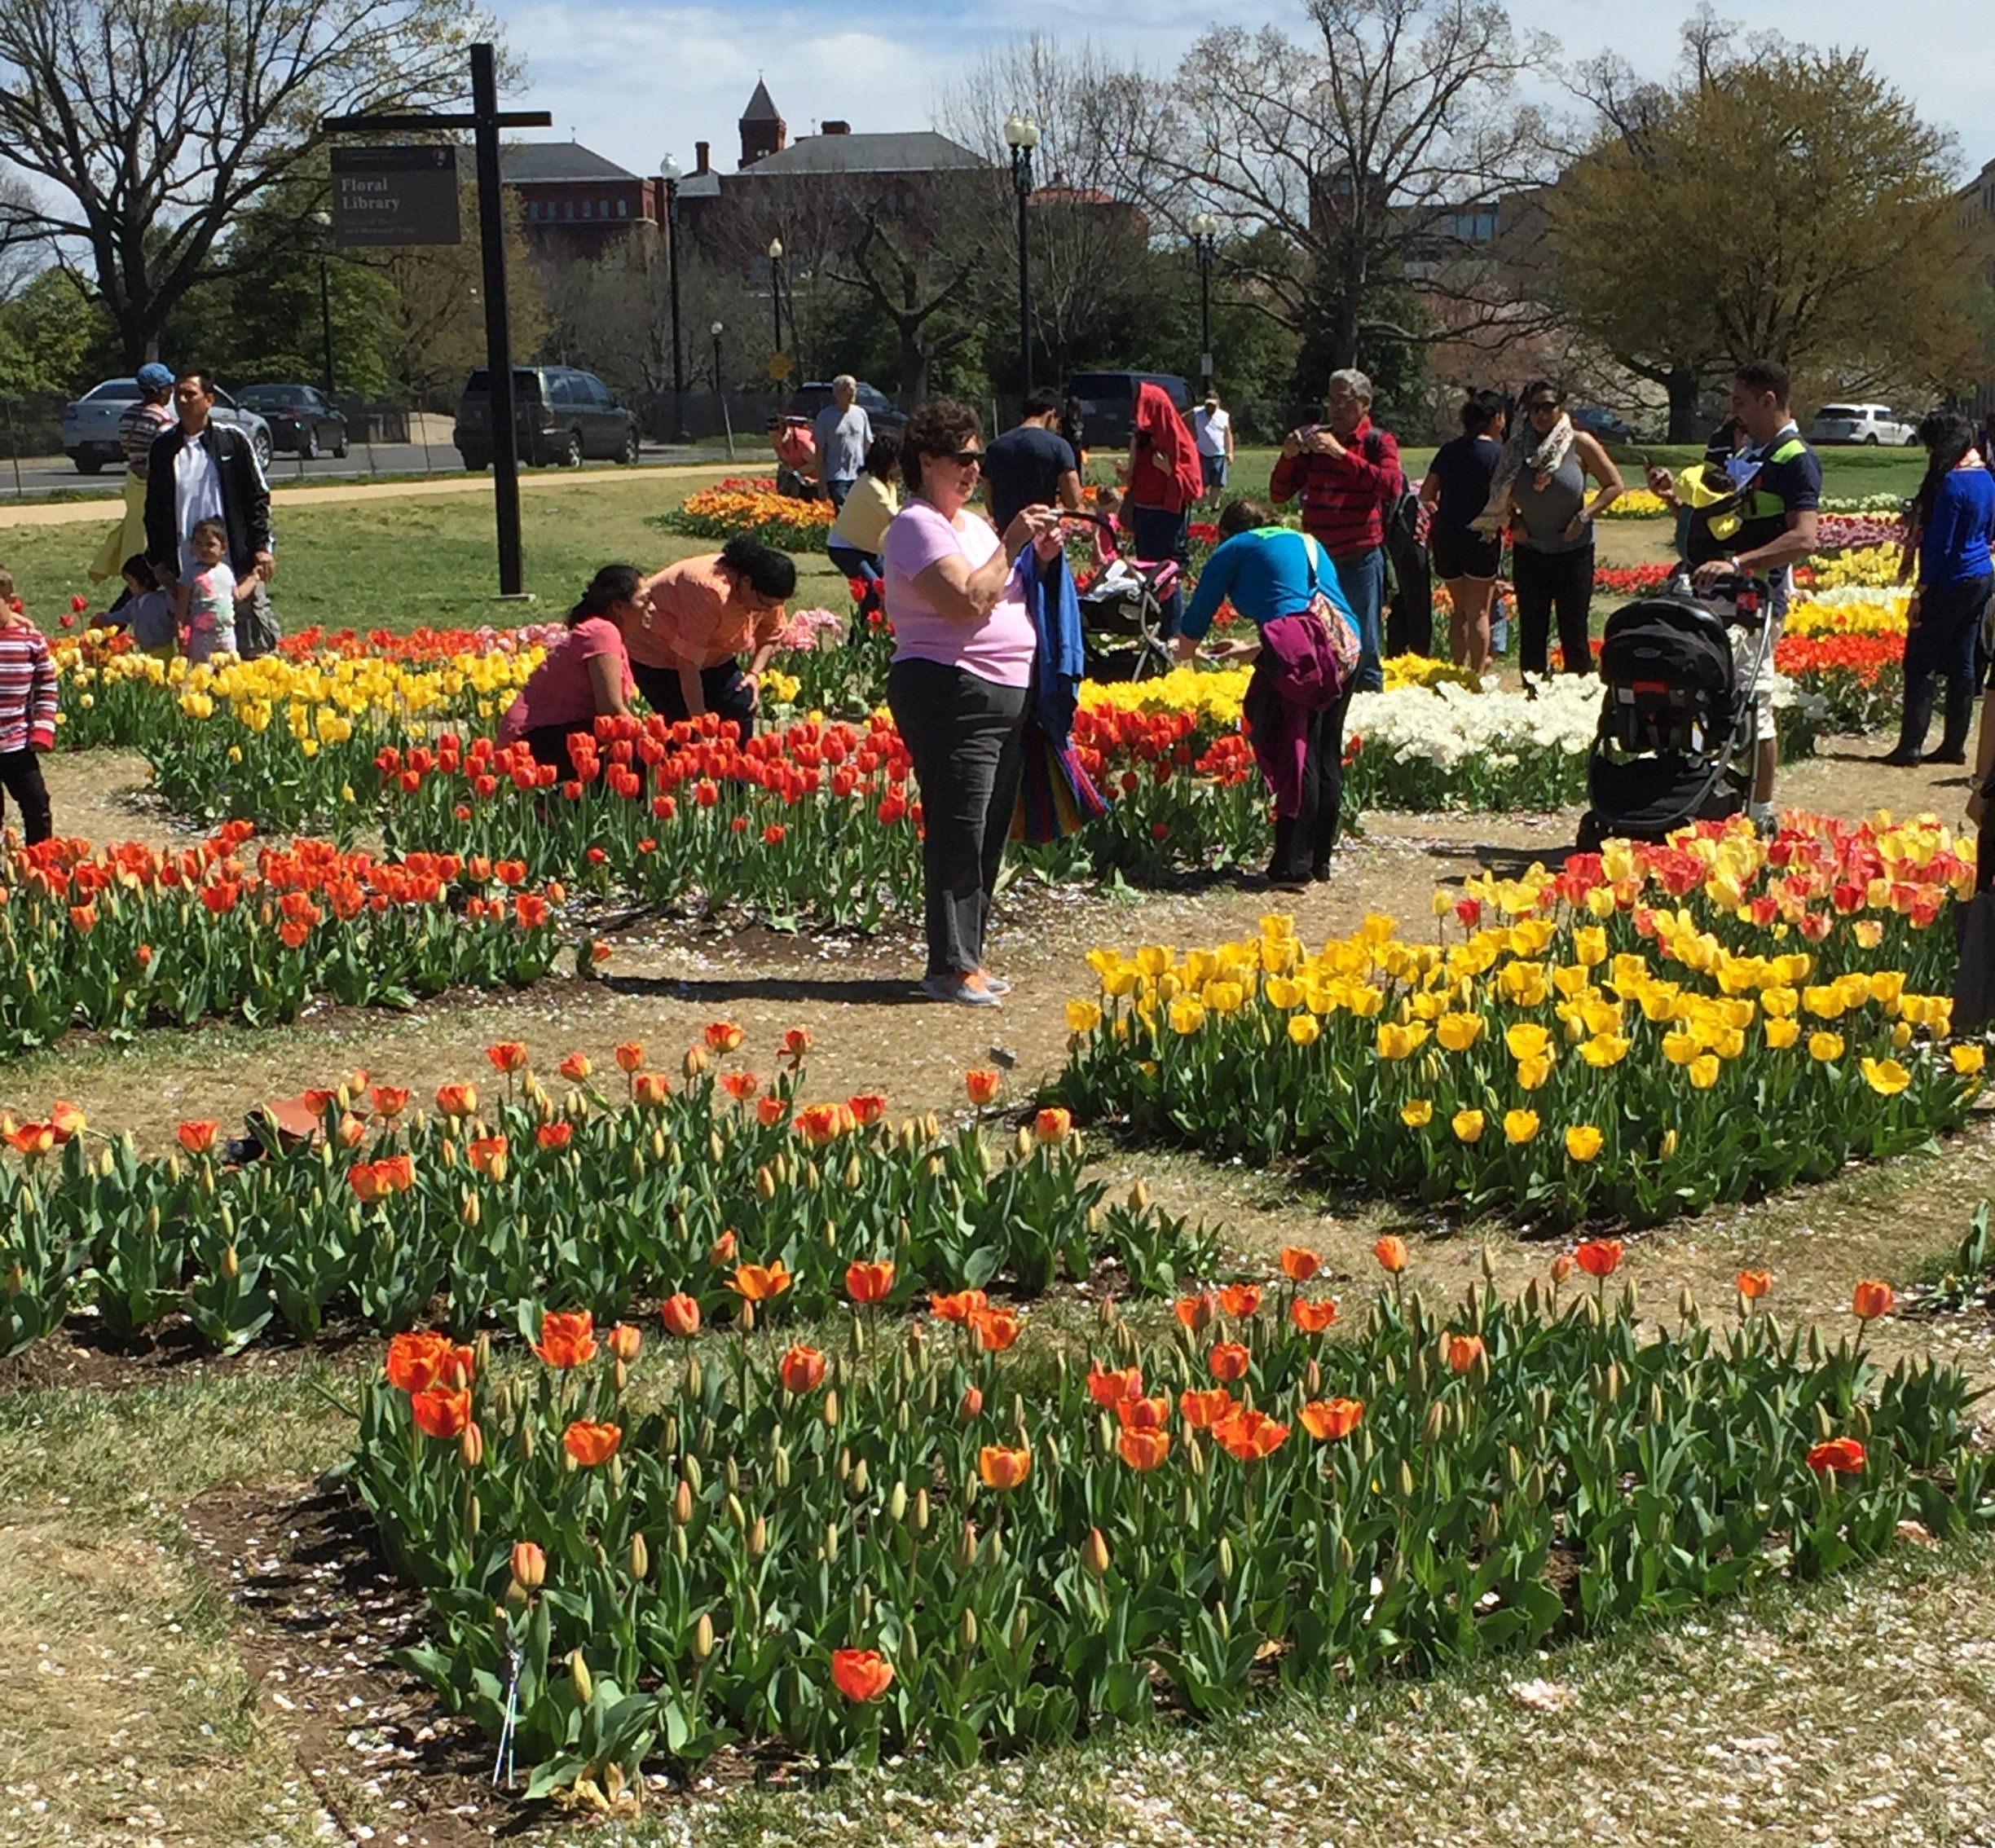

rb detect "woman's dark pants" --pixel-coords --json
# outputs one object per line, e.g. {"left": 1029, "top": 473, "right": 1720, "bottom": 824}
{"left": 1513, "top": 543, "right": 1595, "bottom": 675}
{"left": 1897, "top": 575, "right": 1990, "bottom": 759}
{"left": 887, "top": 657, "right": 1028, "bottom": 979}
{"left": 631, "top": 659, "right": 756, "bottom": 744}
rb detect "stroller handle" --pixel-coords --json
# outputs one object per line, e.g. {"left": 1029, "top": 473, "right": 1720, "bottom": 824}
{"left": 1666, "top": 563, "right": 1772, "bottom": 628}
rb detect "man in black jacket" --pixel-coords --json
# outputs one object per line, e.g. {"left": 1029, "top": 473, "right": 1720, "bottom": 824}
{"left": 144, "top": 369, "right": 278, "bottom": 658}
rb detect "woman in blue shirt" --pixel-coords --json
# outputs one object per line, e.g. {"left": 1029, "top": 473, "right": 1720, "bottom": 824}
{"left": 1885, "top": 411, "right": 1995, "bottom": 766}
{"left": 1177, "top": 498, "right": 1359, "bottom": 888}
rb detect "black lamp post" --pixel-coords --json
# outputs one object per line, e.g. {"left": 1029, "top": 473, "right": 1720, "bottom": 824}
{"left": 711, "top": 320, "right": 724, "bottom": 390}
{"left": 768, "top": 237, "right": 785, "bottom": 361}
{"left": 1003, "top": 112, "right": 1039, "bottom": 396}
{"left": 658, "top": 153, "right": 687, "bottom": 442}
{"left": 311, "top": 210, "right": 338, "bottom": 398}
{"left": 1191, "top": 211, "right": 1218, "bottom": 385}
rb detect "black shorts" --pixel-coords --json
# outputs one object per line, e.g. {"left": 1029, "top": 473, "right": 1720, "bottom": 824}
{"left": 1429, "top": 526, "right": 1502, "bottom": 581}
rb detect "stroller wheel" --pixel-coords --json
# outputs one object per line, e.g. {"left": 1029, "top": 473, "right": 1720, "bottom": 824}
{"left": 1575, "top": 810, "right": 1605, "bottom": 855}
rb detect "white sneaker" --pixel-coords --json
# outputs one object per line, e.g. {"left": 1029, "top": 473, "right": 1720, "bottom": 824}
{"left": 921, "top": 973, "right": 1002, "bottom": 1007}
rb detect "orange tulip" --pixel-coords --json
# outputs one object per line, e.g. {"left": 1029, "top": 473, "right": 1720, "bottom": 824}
{"left": 370, "top": 1085, "right": 411, "bottom": 1120}
{"left": 633, "top": 1072, "right": 671, "bottom": 1108}
{"left": 1373, "top": 1234, "right": 1409, "bottom": 1274}
{"left": 720, "top": 1071, "right": 760, "bottom": 1102}
{"left": 704, "top": 1020, "right": 745, "bottom": 1054}
{"left": 4, "top": 1122, "right": 55, "bottom": 1158}
{"left": 334, "top": 1113, "right": 368, "bottom": 1150}
{"left": 1852, "top": 1279, "right": 1895, "bottom": 1322}
{"left": 1207, "top": 1341, "right": 1250, "bottom": 1383}
{"left": 844, "top": 1259, "right": 896, "bottom": 1305}
{"left": 385, "top": 1330, "right": 473, "bottom": 1394}
{"left": 374, "top": 1153, "right": 415, "bottom": 1195}
{"left": 1033, "top": 1107, "right": 1072, "bottom": 1144}
{"left": 614, "top": 1041, "right": 645, "bottom": 1073}
{"left": 1213, "top": 1407, "right": 1289, "bottom": 1461}
{"left": 607, "top": 1322, "right": 642, "bottom": 1362}
{"left": 830, "top": 1647, "right": 894, "bottom": 1702}
{"left": 1446, "top": 1333, "right": 1485, "bottom": 1375}
{"left": 1173, "top": 1290, "right": 1219, "bottom": 1334}
{"left": 1178, "top": 1387, "right": 1235, "bottom": 1429}
{"left": 467, "top": 1134, "right": 508, "bottom": 1177}
{"left": 1290, "top": 1296, "right": 1339, "bottom": 1334}
{"left": 558, "top": 1053, "right": 592, "bottom": 1082}
{"left": 1574, "top": 1239, "right": 1623, "bottom": 1278}
{"left": 533, "top": 1309, "right": 598, "bottom": 1369}
{"left": 411, "top": 1386, "right": 471, "bottom": 1439}
{"left": 1549, "top": 1253, "right": 1574, "bottom": 1284}
{"left": 978, "top": 1444, "right": 1032, "bottom": 1490}
{"left": 779, "top": 1343, "right": 826, "bottom": 1393}
{"left": 1279, "top": 1247, "right": 1321, "bottom": 1283}
{"left": 346, "top": 1160, "right": 387, "bottom": 1204}
{"left": 708, "top": 1230, "right": 738, "bottom": 1265}
{"left": 660, "top": 1294, "right": 702, "bottom": 1337}
{"left": 1301, "top": 1397, "right": 1364, "bottom": 1441}
{"left": 176, "top": 1120, "right": 220, "bottom": 1155}
{"left": 959, "top": 1384, "right": 984, "bottom": 1419}
{"left": 930, "top": 1287, "right": 989, "bottom": 1324}
{"left": 964, "top": 1068, "right": 1003, "bottom": 1107}
{"left": 1086, "top": 1363, "right": 1143, "bottom": 1407}
{"left": 1114, "top": 1394, "right": 1170, "bottom": 1432}
{"left": 781, "top": 1027, "right": 813, "bottom": 1067}
{"left": 509, "top": 1541, "right": 546, "bottom": 1591}
{"left": 46, "top": 1101, "right": 84, "bottom": 1143}
{"left": 795, "top": 1102, "right": 848, "bottom": 1146}
{"left": 1737, "top": 1269, "right": 1773, "bottom": 1300}
{"left": 536, "top": 1122, "right": 574, "bottom": 1151}
{"left": 1218, "top": 1283, "right": 1262, "bottom": 1318}
{"left": 1117, "top": 1427, "right": 1172, "bottom": 1471}
{"left": 562, "top": 1420, "right": 622, "bottom": 1467}
{"left": 731, "top": 1261, "right": 792, "bottom": 1302}
{"left": 435, "top": 1082, "right": 478, "bottom": 1119}
{"left": 968, "top": 1306, "right": 1021, "bottom": 1352}
{"left": 755, "top": 1095, "right": 788, "bottom": 1129}
{"left": 848, "top": 1093, "right": 887, "bottom": 1127}
{"left": 486, "top": 1041, "right": 530, "bottom": 1075}
{"left": 1807, "top": 1437, "right": 1866, "bottom": 1476}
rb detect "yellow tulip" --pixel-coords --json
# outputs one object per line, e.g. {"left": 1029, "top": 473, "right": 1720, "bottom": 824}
{"left": 1503, "top": 1109, "right": 1539, "bottom": 1145}
{"left": 1065, "top": 1000, "right": 1103, "bottom": 1035}
{"left": 1452, "top": 1109, "right": 1486, "bottom": 1144}
{"left": 1952, "top": 1044, "right": 1986, "bottom": 1076}
{"left": 1859, "top": 1057, "right": 1909, "bottom": 1096}
{"left": 1808, "top": 1032, "right": 1844, "bottom": 1063}
{"left": 1288, "top": 1015, "right": 1321, "bottom": 1047}
{"left": 1764, "top": 1017, "right": 1799, "bottom": 1049}
{"left": 1436, "top": 1013, "right": 1484, "bottom": 1052}
{"left": 1401, "top": 1098, "right": 1433, "bottom": 1128}
{"left": 1688, "top": 1054, "right": 1720, "bottom": 1089}
{"left": 1564, "top": 1124, "right": 1603, "bottom": 1162}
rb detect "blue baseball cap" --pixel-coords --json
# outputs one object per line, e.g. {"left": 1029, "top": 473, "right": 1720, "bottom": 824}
{"left": 136, "top": 363, "right": 174, "bottom": 390}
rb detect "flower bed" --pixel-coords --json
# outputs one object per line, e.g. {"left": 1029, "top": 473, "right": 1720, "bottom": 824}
{"left": 349, "top": 1256, "right": 1988, "bottom": 1789}
{"left": 0, "top": 825, "right": 575, "bottom": 1062}
{"left": 1052, "top": 816, "right": 1978, "bottom": 1227}
{"left": 0, "top": 1040, "right": 1210, "bottom": 1357}
{"left": 660, "top": 478, "right": 835, "bottom": 552}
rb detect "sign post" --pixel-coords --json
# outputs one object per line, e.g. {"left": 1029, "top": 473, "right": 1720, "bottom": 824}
{"left": 324, "top": 47, "right": 551, "bottom": 598}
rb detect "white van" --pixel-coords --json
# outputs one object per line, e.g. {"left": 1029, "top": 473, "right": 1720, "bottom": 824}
{"left": 1806, "top": 403, "right": 1918, "bottom": 447}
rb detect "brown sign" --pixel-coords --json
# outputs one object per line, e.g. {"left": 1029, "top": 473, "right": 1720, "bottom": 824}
{"left": 331, "top": 145, "right": 462, "bottom": 247}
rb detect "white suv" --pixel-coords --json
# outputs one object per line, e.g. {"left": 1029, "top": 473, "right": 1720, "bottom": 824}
{"left": 1807, "top": 403, "right": 1918, "bottom": 447}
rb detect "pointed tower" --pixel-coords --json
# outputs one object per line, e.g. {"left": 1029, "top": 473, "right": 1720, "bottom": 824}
{"left": 739, "top": 80, "right": 786, "bottom": 169}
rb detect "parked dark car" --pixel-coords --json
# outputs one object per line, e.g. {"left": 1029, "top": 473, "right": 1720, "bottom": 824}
{"left": 454, "top": 367, "right": 642, "bottom": 469}
{"left": 781, "top": 381, "right": 906, "bottom": 439}
{"left": 1064, "top": 372, "right": 1191, "bottom": 451}
{"left": 239, "top": 384, "right": 348, "bottom": 459}
{"left": 1570, "top": 406, "right": 1640, "bottom": 447}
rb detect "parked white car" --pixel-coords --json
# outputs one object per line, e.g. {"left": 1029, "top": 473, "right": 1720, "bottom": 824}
{"left": 61, "top": 378, "right": 274, "bottom": 474}
{"left": 1806, "top": 403, "right": 1918, "bottom": 447}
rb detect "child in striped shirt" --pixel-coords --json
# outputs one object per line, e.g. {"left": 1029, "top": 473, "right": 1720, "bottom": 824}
{"left": 0, "top": 566, "right": 57, "bottom": 843}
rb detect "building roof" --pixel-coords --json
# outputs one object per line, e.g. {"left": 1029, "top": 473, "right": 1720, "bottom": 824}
{"left": 742, "top": 80, "right": 782, "bottom": 124}
{"left": 738, "top": 130, "right": 987, "bottom": 178}
{"left": 501, "top": 141, "right": 639, "bottom": 184}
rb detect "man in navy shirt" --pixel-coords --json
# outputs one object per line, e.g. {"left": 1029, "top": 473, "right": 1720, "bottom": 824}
{"left": 983, "top": 389, "right": 1083, "bottom": 533}
{"left": 1691, "top": 359, "right": 1821, "bottom": 832}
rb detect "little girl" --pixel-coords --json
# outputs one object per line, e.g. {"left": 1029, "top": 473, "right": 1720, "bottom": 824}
{"left": 98, "top": 554, "right": 178, "bottom": 660}
{"left": 0, "top": 567, "right": 57, "bottom": 843}
{"left": 1091, "top": 486, "right": 1125, "bottom": 571}
{"left": 178, "top": 518, "right": 256, "bottom": 664}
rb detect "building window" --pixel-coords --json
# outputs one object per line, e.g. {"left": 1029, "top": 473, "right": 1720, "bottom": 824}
{"left": 600, "top": 199, "right": 610, "bottom": 219}
{"left": 617, "top": 199, "right": 628, "bottom": 218}
{"left": 581, "top": 200, "right": 592, "bottom": 218}
{"left": 564, "top": 200, "right": 573, "bottom": 219}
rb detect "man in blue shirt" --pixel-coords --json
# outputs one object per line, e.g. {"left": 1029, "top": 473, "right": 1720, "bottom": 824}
{"left": 1177, "top": 498, "right": 1359, "bottom": 887}
{"left": 1691, "top": 359, "right": 1821, "bottom": 833}
{"left": 811, "top": 376, "right": 872, "bottom": 512}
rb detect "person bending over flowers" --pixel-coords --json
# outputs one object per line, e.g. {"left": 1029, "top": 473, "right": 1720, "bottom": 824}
{"left": 624, "top": 535, "right": 796, "bottom": 745}
{"left": 498, "top": 565, "right": 637, "bottom": 776}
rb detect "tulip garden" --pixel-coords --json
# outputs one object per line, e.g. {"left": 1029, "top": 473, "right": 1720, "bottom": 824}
{"left": 6, "top": 461, "right": 1995, "bottom": 1845}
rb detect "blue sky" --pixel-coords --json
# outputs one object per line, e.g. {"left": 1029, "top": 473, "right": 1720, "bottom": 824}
{"left": 504, "top": 0, "right": 1991, "bottom": 184}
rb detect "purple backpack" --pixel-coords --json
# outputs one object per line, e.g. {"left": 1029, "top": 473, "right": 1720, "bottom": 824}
{"left": 1258, "top": 536, "right": 1360, "bottom": 709}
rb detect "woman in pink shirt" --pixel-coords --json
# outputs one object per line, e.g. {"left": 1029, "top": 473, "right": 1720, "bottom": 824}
{"left": 883, "top": 398, "right": 1065, "bottom": 1007}
{"left": 499, "top": 565, "right": 638, "bottom": 773}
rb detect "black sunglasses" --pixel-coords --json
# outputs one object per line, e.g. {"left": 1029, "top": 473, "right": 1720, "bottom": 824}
{"left": 940, "top": 447, "right": 983, "bottom": 467}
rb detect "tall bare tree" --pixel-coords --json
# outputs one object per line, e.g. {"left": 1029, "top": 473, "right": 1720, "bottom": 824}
{"left": 1118, "top": 0, "right": 1553, "bottom": 373}
{"left": 0, "top": 0, "right": 497, "bottom": 365}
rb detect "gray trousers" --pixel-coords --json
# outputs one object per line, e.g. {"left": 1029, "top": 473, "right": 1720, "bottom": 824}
{"left": 887, "top": 656, "right": 1029, "bottom": 979}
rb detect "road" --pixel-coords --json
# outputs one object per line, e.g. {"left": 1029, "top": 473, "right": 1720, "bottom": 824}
{"left": 0, "top": 440, "right": 721, "bottom": 499}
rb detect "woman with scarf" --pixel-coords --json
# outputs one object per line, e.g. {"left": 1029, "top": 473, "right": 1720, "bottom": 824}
{"left": 1121, "top": 381, "right": 1204, "bottom": 636}
{"left": 1474, "top": 380, "right": 1623, "bottom": 675}
{"left": 1175, "top": 498, "right": 1360, "bottom": 888}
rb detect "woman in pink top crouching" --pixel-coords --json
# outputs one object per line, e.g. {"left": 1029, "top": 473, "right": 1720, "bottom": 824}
{"left": 883, "top": 398, "right": 1066, "bottom": 1008}
{"left": 498, "top": 565, "right": 638, "bottom": 775}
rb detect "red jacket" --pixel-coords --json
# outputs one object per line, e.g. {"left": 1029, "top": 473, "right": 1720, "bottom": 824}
{"left": 1269, "top": 417, "right": 1402, "bottom": 558}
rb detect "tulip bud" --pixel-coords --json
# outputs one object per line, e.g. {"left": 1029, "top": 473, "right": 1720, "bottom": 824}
{"left": 1850, "top": 1401, "right": 1872, "bottom": 1439}
{"left": 1130, "top": 1177, "right": 1150, "bottom": 1212}
{"left": 460, "top": 1422, "right": 484, "bottom": 1467}
{"left": 1011, "top": 1605, "right": 1030, "bottom": 1652}
{"left": 823, "top": 1520, "right": 839, "bottom": 1563}
{"left": 1420, "top": 1401, "right": 1445, "bottom": 1444}
{"left": 845, "top": 1154, "right": 863, "bottom": 1190}
{"left": 684, "top": 1045, "right": 708, "bottom": 1079}
{"left": 823, "top": 1388, "right": 840, "bottom": 1428}
{"left": 773, "top": 1444, "right": 791, "bottom": 1490}
{"left": 510, "top": 1542, "right": 548, "bottom": 1594}
{"left": 220, "top": 1243, "right": 240, "bottom": 1280}
{"left": 1480, "top": 1501, "right": 1501, "bottom": 1549}
{"left": 1337, "top": 1532, "right": 1356, "bottom": 1573}
{"left": 693, "top": 1612, "right": 715, "bottom": 1661}
{"left": 1084, "top": 1526, "right": 1111, "bottom": 1577}
{"left": 1216, "top": 1534, "right": 1234, "bottom": 1582}
{"left": 1524, "top": 1464, "right": 1545, "bottom": 1507}
{"left": 1812, "top": 1400, "right": 1835, "bottom": 1440}
{"left": 748, "top": 1513, "right": 767, "bottom": 1558}
{"left": 519, "top": 1422, "right": 535, "bottom": 1460}
{"left": 914, "top": 1488, "right": 931, "bottom": 1533}
{"left": 461, "top": 1193, "right": 481, "bottom": 1228}
{"left": 465, "top": 1493, "right": 481, "bottom": 1537}
{"left": 756, "top": 1164, "right": 777, "bottom": 1200}
{"left": 889, "top": 1480, "right": 908, "bottom": 1523}
{"left": 1504, "top": 1444, "right": 1524, "bottom": 1486}
{"left": 961, "top": 1607, "right": 980, "bottom": 1651}
{"left": 570, "top": 1650, "right": 593, "bottom": 1705}
{"left": 958, "top": 1520, "right": 978, "bottom": 1569}
{"left": 674, "top": 1478, "right": 694, "bottom": 1526}
{"left": 1397, "top": 1459, "right": 1415, "bottom": 1498}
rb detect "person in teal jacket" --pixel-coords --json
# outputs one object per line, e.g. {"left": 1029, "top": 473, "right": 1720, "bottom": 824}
{"left": 1176, "top": 498, "right": 1359, "bottom": 888}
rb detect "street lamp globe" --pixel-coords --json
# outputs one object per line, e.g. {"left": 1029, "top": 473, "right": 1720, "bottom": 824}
{"left": 768, "top": 237, "right": 783, "bottom": 262}
{"left": 661, "top": 153, "right": 681, "bottom": 183}
{"left": 711, "top": 320, "right": 724, "bottom": 337}
{"left": 1020, "top": 116, "right": 1040, "bottom": 151}
{"left": 1192, "top": 210, "right": 1218, "bottom": 239}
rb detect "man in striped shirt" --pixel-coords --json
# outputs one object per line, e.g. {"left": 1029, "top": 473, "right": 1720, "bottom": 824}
{"left": 1269, "top": 368, "right": 1404, "bottom": 693}
{"left": 0, "top": 567, "right": 57, "bottom": 844}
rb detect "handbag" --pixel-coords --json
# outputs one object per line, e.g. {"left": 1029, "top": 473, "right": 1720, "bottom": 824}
{"left": 1256, "top": 533, "right": 1361, "bottom": 711}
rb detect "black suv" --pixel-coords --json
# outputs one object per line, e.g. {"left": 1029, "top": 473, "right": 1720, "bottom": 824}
{"left": 454, "top": 366, "right": 643, "bottom": 469}
{"left": 782, "top": 380, "right": 905, "bottom": 439}
{"left": 1064, "top": 372, "right": 1191, "bottom": 449}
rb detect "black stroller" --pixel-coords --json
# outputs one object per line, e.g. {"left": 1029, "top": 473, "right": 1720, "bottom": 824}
{"left": 1575, "top": 570, "right": 1773, "bottom": 851}
{"left": 1067, "top": 512, "right": 1177, "bottom": 683}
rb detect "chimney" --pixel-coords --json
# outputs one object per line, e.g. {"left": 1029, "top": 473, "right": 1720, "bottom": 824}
{"left": 823, "top": 121, "right": 851, "bottom": 135}
{"left": 694, "top": 141, "right": 710, "bottom": 175}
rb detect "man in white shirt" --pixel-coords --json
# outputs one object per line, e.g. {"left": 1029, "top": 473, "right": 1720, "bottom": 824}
{"left": 810, "top": 376, "right": 872, "bottom": 512}
{"left": 1194, "top": 391, "right": 1235, "bottom": 505}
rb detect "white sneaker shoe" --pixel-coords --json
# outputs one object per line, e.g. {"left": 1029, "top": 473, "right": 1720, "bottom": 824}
{"left": 921, "top": 973, "right": 1002, "bottom": 1007}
